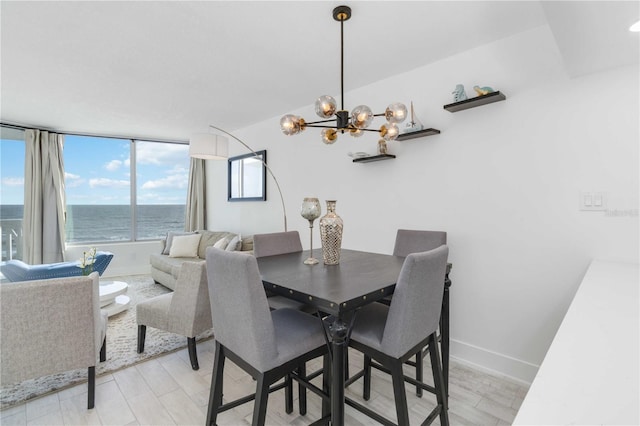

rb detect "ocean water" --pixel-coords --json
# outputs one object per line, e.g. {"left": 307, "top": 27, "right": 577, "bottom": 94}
{"left": 1, "top": 204, "right": 185, "bottom": 245}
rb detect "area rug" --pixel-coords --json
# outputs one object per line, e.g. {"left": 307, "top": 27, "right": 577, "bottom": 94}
{"left": 0, "top": 274, "right": 214, "bottom": 409}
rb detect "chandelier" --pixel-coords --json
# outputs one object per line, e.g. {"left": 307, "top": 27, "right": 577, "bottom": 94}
{"left": 279, "top": 5, "right": 407, "bottom": 144}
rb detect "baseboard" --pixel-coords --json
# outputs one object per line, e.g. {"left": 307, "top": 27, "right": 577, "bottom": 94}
{"left": 450, "top": 339, "right": 539, "bottom": 386}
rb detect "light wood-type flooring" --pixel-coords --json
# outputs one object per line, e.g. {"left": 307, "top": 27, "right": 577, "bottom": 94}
{"left": 0, "top": 338, "right": 529, "bottom": 425}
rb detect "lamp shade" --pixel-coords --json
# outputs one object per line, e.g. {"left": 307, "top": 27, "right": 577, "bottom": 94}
{"left": 189, "top": 133, "right": 229, "bottom": 159}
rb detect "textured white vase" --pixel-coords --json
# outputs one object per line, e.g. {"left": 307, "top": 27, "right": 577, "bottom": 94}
{"left": 319, "top": 200, "right": 343, "bottom": 265}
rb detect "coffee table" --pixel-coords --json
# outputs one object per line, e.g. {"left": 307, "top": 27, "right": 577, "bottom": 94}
{"left": 99, "top": 280, "right": 130, "bottom": 316}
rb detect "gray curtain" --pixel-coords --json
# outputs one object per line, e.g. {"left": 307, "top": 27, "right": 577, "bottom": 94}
{"left": 184, "top": 157, "right": 206, "bottom": 232}
{"left": 23, "top": 129, "right": 66, "bottom": 264}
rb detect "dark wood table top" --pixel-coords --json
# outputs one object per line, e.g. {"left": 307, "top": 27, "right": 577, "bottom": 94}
{"left": 257, "top": 249, "right": 405, "bottom": 316}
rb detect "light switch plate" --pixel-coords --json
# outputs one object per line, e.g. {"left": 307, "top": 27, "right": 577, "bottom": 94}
{"left": 580, "top": 191, "right": 607, "bottom": 211}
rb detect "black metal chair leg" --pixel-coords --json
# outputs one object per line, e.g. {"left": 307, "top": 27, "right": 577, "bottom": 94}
{"left": 206, "top": 342, "right": 225, "bottom": 426}
{"left": 390, "top": 360, "right": 410, "bottom": 426}
{"left": 99, "top": 337, "right": 106, "bottom": 362}
{"left": 416, "top": 349, "right": 423, "bottom": 397}
{"left": 363, "top": 354, "right": 372, "bottom": 401}
{"left": 253, "top": 375, "right": 270, "bottom": 426}
{"left": 429, "top": 333, "right": 449, "bottom": 426}
{"left": 298, "top": 363, "right": 307, "bottom": 415}
{"left": 87, "top": 366, "right": 95, "bottom": 409}
{"left": 322, "top": 353, "right": 331, "bottom": 418}
{"left": 285, "top": 373, "right": 293, "bottom": 414}
{"left": 441, "top": 283, "right": 451, "bottom": 397}
{"left": 344, "top": 349, "right": 350, "bottom": 381}
{"left": 137, "top": 325, "right": 146, "bottom": 353}
{"left": 187, "top": 337, "right": 199, "bottom": 370}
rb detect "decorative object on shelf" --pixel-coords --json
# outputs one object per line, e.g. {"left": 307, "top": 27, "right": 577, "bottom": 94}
{"left": 319, "top": 200, "right": 343, "bottom": 265}
{"left": 189, "top": 126, "right": 288, "bottom": 231}
{"left": 402, "top": 101, "right": 424, "bottom": 134}
{"left": 473, "top": 85, "right": 495, "bottom": 96}
{"left": 348, "top": 151, "right": 369, "bottom": 159}
{"left": 279, "top": 5, "right": 407, "bottom": 145}
{"left": 443, "top": 91, "right": 506, "bottom": 112}
{"left": 452, "top": 84, "right": 468, "bottom": 102}
{"left": 300, "top": 198, "right": 321, "bottom": 265}
{"left": 377, "top": 139, "right": 388, "bottom": 155}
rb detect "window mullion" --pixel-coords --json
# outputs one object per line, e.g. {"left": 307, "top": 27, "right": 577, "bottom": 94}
{"left": 131, "top": 139, "right": 136, "bottom": 242}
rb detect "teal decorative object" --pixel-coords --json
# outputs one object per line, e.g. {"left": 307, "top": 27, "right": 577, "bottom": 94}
{"left": 452, "top": 84, "right": 467, "bottom": 102}
{"left": 473, "top": 85, "right": 495, "bottom": 96}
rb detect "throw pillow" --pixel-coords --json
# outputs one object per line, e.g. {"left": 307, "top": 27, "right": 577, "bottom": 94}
{"left": 169, "top": 234, "right": 202, "bottom": 258}
{"left": 213, "top": 237, "right": 229, "bottom": 250}
{"left": 225, "top": 235, "right": 241, "bottom": 252}
{"left": 163, "top": 231, "right": 194, "bottom": 255}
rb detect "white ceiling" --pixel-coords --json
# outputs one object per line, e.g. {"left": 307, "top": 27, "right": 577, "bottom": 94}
{"left": 1, "top": 1, "right": 638, "bottom": 141}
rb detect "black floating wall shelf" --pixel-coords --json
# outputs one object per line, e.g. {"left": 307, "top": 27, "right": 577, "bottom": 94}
{"left": 396, "top": 128, "right": 441, "bottom": 141}
{"left": 352, "top": 154, "right": 396, "bottom": 163}
{"left": 443, "top": 91, "right": 506, "bottom": 112}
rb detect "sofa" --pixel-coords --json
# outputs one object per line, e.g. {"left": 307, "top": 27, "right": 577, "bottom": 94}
{"left": 150, "top": 230, "right": 253, "bottom": 290}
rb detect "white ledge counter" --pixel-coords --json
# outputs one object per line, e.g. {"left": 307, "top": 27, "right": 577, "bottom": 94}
{"left": 514, "top": 260, "right": 639, "bottom": 425}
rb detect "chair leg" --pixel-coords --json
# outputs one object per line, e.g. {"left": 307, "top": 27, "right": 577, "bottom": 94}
{"left": 429, "top": 333, "right": 449, "bottom": 426}
{"left": 415, "top": 349, "right": 423, "bottom": 397}
{"left": 390, "top": 359, "right": 410, "bottom": 426}
{"left": 87, "top": 366, "right": 95, "bottom": 409}
{"left": 363, "top": 354, "right": 372, "bottom": 401}
{"left": 285, "top": 373, "right": 293, "bottom": 414}
{"left": 252, "top": 374, "right": 270, "bottom": 426}
{"left": 137, "top": 325, "right": 146, "bottom": 353}
{"left": 187, "top": 337, "right": 199, "bottom": 370}
{"left": 298, "top": 362, "right": 307, "bottom": 415}
{"left": 344, "top": 348, "right": 350, "bottom": 381}
{"left": 206, "top": 342, "right": 226, "bottom": 426}
{"left": 322, "top": 353, "right": 331, "bottom": 418}
{"left": 99, "top": 337, "right": 106, "bottom": 362}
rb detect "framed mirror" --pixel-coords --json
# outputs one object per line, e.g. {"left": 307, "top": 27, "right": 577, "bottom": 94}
{"left": 227, "top": 150, "right": 267, "bottom": 202}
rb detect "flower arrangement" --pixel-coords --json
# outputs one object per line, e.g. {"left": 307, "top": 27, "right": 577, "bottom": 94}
{"left": 79, "top": 247, "right": 97, "bottom": 276}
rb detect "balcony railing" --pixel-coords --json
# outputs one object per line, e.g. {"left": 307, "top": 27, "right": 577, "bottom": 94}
{"left": 1, "top": 219, "right": 23, "bottom": 261}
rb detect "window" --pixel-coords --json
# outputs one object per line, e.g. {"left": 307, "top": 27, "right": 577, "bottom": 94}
{"left": 135, "top": 140, "right": 189, "bottom": 240}
{"left": 0, "top": 126, "right": 26, "bottom": 260}
{"left": 64, "top": 135, "right": 189, "bottom": 243}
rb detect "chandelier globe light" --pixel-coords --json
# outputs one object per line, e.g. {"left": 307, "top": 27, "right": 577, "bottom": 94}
{"left": 279, "top": 5, "right": 407, "bottom": 144}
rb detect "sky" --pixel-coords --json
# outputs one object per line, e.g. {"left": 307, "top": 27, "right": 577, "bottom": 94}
{"left": 0, "top": 134, "right": 190, "bottom": 205}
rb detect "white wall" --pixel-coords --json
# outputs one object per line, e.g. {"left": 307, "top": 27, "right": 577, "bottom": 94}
{"left": 205, "top": 25, "right": 639, "bottom": 383}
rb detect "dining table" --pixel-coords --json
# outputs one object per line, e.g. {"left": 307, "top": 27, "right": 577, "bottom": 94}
{"left": 257, "top": 248, "right": 452, "bottom": 426}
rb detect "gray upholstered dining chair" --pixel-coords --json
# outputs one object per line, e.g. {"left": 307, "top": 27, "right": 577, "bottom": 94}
{"left": 0, "top": 272, "right": 107, "bottom": 409}
{"left": 136, "top": 261, "right": 212, "bottom": 370}
{"left": 253, "top": 230, "right": 318, "bottom": 413}
{"left": 347, "top": 246, "right": 450, "bottom": 426}
{"left": 205, "top": 248, "right": 329, "bottom": 426}
{"left": 391, "top": 229, "right": 447, "bottom": 396}
{"left": 393, "top": 229, "right": 447, "bottom": 257}
{"left": 253, "top": 231, "right": 315, "bottom": 313}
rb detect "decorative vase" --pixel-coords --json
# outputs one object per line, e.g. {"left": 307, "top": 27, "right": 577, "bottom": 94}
{"left": 301, "top": 197, "right": 321, "bottom": 265}
{"left": 319, "top": 200, "right": 343, "bottom": 265}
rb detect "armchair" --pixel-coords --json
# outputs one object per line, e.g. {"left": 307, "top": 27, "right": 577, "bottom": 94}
{"left": 0, "top": 251, "right": 113, "bottom": 282}
{"left": 0, "top": 272, "right": 108, "bottom": 409}
{"left": 136, "top": 261, "right": 213, "bottom": 370}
